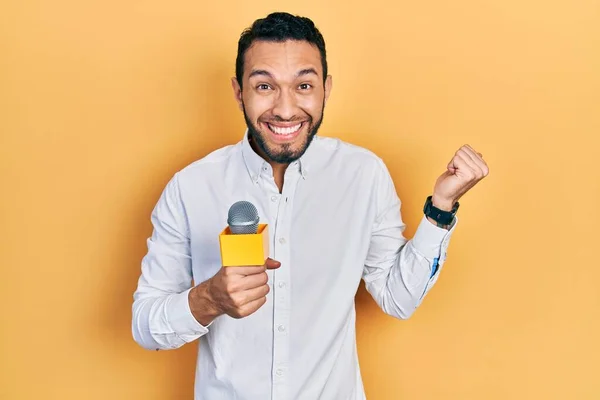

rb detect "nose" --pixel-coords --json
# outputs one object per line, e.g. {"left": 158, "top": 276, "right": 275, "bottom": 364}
{"left": 271, "top": 89, "right": 297, "bottom": 121}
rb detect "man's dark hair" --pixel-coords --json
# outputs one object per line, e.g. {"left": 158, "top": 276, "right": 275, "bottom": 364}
{"left": 235, "top": 12, "right": 328, "bottom": 90}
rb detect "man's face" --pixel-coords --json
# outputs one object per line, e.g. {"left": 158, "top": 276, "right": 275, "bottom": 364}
{"left": 232, "top": 40, "right": 332, "bottom": 164}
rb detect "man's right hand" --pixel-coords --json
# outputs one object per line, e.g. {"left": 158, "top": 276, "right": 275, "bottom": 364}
{"left": 189, "top": 258, "right": 281, "bottom": 326}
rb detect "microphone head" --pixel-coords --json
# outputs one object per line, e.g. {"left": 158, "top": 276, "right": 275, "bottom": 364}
{"left": 227, "top": 200, "right": 260, "bottom": 234}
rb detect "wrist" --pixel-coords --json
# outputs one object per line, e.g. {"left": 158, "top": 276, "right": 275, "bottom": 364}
{"left": 424, "top": 195, "right": 459, "bottom": 228}
{"left": 189, "top": 282, "right": 222, "bottom": 326}
{"left": 431, "top": 195, "right": 456, "bottom": 212}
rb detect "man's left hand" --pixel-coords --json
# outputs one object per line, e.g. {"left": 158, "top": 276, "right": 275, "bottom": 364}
{"left": 432, "top": 144, "right": 489, "bottom": 211}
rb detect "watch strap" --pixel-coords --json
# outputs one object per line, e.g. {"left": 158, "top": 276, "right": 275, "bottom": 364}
{"left": 423, "top": 195, "right": 459, "bottom": 225}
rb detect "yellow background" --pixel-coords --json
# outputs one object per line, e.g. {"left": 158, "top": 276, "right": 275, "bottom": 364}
{"left": 1, "top": 0, "right": 599, "bottom": 399}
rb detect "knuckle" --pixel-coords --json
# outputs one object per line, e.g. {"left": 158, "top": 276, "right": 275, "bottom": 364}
{"left": 230, "top": 292, "right": 244, "bottom": 306}
{"left": 225, "top": 281, "right": 237, "bottom": 293}
{"left": 239, "top": 292, "right": 250, "bottom": 305}
{"left": 260, "top": 272, "right": 268, "bottom": 284}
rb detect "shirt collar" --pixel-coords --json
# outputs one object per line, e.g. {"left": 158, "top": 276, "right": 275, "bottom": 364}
{"left": 241, "top": 129, "right": 312, "bottom": 182}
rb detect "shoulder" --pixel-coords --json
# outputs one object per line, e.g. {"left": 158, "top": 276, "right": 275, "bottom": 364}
{"left": 175, "top": 142, "right": 241, "bottom": 182}
{"left": 309, "top": 135, "right": 388, "bottom": 172}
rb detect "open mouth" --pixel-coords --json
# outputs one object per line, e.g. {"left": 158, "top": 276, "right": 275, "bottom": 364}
{"left": 262, "top": 121, "right": 305, "bottom": 140}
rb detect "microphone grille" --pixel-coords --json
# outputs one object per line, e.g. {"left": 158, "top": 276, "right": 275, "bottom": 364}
{"left": 227, "top": 201, "right": 260, "bottom": 234}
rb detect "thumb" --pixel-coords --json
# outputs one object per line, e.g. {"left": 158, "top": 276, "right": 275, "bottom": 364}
{"left": 446, "top": 162, "right": 457, "bottom": 174}
{"left": 265, "top": 258, "right": 281, "bottom": 270}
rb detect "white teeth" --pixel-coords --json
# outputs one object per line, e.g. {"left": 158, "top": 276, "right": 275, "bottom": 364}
{"left": 268, "top": 123, "right": 302, "bottom": 135}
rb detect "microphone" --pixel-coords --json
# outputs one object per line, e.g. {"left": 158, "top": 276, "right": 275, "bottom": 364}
{"left": 219, "top": 200, "right": 269, "bottom": 266}
{"left": 227, "top": 201, "right": 260, "bottom": 234}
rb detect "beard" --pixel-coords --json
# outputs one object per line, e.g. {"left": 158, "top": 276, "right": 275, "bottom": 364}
{"left": 242, "top": 102, "right": 325, "bottom": 164}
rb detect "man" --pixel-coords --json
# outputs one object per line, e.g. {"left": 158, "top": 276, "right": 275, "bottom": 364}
{"left": 132, "top": 12, "right": 488, "bottom": 400}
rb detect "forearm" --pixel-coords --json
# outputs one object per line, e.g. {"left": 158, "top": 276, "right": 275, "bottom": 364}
{"left": 372, "top": 243, "right": 438, "bottom": 319}
{"left": 363, "top": 159, "right": 461, "bottom": 320}
{"left": 364, "top": 215, "right": 454, "bottom": 320}
{"left": 188, "top": 280, "right": 223, "bottom": 326}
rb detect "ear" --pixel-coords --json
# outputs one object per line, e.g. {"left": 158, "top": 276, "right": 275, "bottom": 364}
{"left": 231, "top": 77, "right": 243, "bottom": 111}
{"left": 324, "top": 75, "right": 333, "bottom": 105}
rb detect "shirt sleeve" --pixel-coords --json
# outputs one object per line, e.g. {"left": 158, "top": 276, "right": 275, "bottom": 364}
{"left": 132, "top": 173, "right": 209, "bottom": 350}
{"left": 362, "top": 158, "right": 457, "bottom": 319}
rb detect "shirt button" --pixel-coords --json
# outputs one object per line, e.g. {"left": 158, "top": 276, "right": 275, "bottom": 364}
{"left": 276, "top": 368, "right": 284, "bottom": 376}
{"left": 271, "top": 195, "right": 278, "bottom": 202}
{"left": 278, "top": 325, "right": 286, "bottom": 332}
{"left": 278, "top": 281, "right": 286, "bottom": 288}
{"left": 279, "top": 238, "right": 286, "bottom": 244}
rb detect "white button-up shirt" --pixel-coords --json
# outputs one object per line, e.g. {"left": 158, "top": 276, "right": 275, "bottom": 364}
{"left": 132, "top": 131, "right": 456, "bottom": 399}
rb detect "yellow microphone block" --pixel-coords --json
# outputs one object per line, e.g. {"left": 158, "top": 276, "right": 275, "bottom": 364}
{"left": 219, "top": 224, "right": 269, "bottom": 267}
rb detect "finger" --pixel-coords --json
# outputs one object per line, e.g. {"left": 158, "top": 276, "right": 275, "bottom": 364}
{"left": 265, "top": 258, "right": 281, "bottom": 270}
{"left": 451, "top": 151, "right": 479, "bottom": 181}
{"left": 464, "top": 144, "right": 484, "bottom": 160}
{"left": 459, "top": 146, "right": 483, "bottom": 167}
{"left": 447, "top": 158, "right": 457, "bottom": 173}
{"left": 449, "top": 152, "right": 469, "bottom": 175}
{"left": 225, "top": 265, "right": 266, "bottom": 276}
{"left": 238, "top": 284, "right": 270, "bottom": 306}
{"left": 239, "top": 271, "right": 269, "bottom": 290}
{"left": 463, "top": 145, "right": 489, "bottom": 176}
{"left": 456, "top": 149, "right": 484, "bottom": 179}
{"left": 447, "top": 147, "right": 472, "bottom": 173}
{"left": 236, "top": 296, "right": 267, "bottom": 318}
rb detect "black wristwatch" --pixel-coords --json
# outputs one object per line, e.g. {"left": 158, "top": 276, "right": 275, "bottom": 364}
{"left": 423, "top": 195, "right": 459, "bottom": 226}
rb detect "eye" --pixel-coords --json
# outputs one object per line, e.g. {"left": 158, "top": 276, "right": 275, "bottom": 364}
{"left": 256, "top": 84, "right": 271, "bottom": 91}
{"left": 298, "top": 83, "right": 312, "bottom": 90}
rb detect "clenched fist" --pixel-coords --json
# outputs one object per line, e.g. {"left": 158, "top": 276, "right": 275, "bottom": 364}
{"left": 432, "top": 144, "right": 489, "bottom": 211}
{"left": 189, "top": 258, "right": 281, "bottom": 326}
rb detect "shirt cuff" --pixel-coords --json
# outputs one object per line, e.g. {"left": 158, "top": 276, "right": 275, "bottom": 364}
{"left": 166, "top": 288, "right": 210, "bottom": 342}
{"left": 410, "top": 215, "right": 458, "bottom": 259}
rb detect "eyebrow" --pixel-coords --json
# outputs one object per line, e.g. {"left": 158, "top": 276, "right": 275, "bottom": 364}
{"left": 248, "top": 68, "right": 320, "bottom": 80}
{"left": 248, "top": 69, "right": 274, "bottom": 79}
{"left": 296, "top": 68, "right": 319, "bottom": 78}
